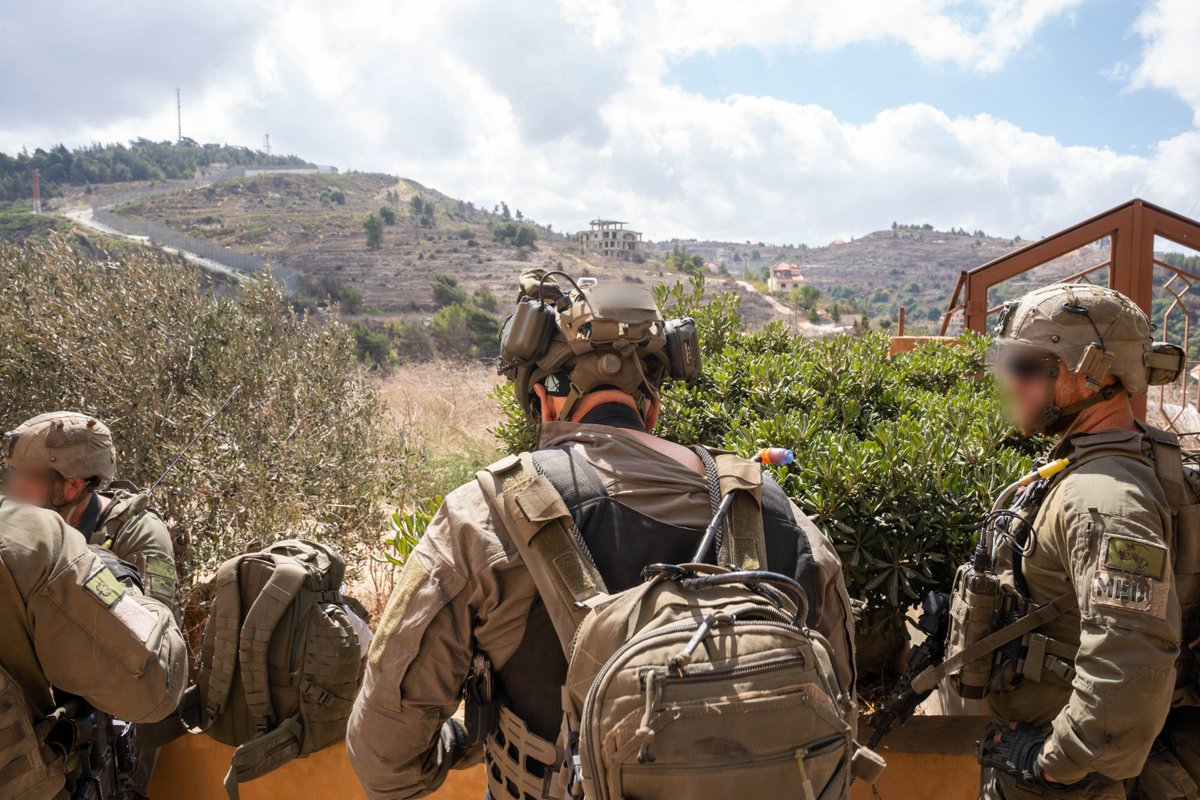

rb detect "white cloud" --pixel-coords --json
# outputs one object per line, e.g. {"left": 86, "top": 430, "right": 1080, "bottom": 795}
{"left": 1130, "top": 0, "right": 1200, "bottom": 123}
{"left": 0, "top": 0, "right": 1196, "bottom": 246}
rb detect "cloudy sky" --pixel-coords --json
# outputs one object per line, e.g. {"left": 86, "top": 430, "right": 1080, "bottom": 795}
{"left": 2, "top": 0, "right": 1198, "bottom": 244}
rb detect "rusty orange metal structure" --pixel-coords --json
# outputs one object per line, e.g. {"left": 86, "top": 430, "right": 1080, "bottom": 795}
{"left": 940, "top": 198, "right": 1200, "bottom": 421}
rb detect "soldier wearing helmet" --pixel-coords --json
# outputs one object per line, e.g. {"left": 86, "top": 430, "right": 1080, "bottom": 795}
{"left": 347, "top": 271, "right": 857, "bottom": 799}
{"left": 3, "top": 412, "right": 179, "bottom": 799}
{"left": 975, "top": 284, "right": 1187, "bottom": 798}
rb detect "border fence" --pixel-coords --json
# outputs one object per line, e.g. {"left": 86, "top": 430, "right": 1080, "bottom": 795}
{"left": 91, "top": 167, "right": 300, "bottom": 295}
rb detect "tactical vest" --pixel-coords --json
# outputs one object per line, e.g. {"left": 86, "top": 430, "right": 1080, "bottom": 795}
{"left": 476, "top": 445, "right": 877, "bottom": 800}
{"left": 918, "top": 424, "right": 1200, "bottom": 704}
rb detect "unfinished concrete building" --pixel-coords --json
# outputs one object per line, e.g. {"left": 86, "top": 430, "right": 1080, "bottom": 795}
{"left": 579, "top": 219, "right": 644, "bottom": 260}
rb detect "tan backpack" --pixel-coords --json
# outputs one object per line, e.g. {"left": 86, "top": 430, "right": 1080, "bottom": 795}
{"left": 185, "top": 540, "right": 364, "bottom": 798}
{"left": 1137, "top": 426, "right": 1200, "bottom": 706}
{"left": 479, "top": 447, "right": 884, "bottom": 800}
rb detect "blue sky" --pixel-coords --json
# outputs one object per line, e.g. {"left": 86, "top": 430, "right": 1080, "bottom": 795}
{"left": 2, "top": 0, "right": 1199, "bottom": 243}
{"left": 668, "top": 0, "right": 1192, "bottom": 155}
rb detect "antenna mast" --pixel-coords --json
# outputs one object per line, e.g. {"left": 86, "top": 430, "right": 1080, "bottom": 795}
{"left": 176, "top": 88, "right": 182, "bottom": 143}
{"left": 263, "top": 133, "right": 271, "bottom": 155}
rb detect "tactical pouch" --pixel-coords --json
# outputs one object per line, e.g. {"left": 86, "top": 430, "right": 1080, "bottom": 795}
{"left": 463, "top": 653, "right": 498, "bottom": 747}
{"left": 945, "top": 563, "right": 1003, "bottom": 699}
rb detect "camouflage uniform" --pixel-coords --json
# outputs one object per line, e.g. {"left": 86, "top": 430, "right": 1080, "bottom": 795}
{"left": 3, "top": 413, "right": 181, "bottom": 796}
{"left": 976, "top": 284, "right": 1189, "bottom": 798}
{"left": 346, "top": 420, "right": 857, "bottom": 799}
{"left": 82, "top": 485, "right": 178, "bottom": 617}
{"left": 983, "top": 430, "right": 1180, "bottom": 798}
{"left": 0, "top": 496, "right": 187, "bottom": 799}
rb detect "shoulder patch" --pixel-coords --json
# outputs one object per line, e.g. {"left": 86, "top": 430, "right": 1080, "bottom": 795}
{"left": 145, "top": 556, "right": 177, "bottom": 598}
{"left": 111, "top": 595, "right": 158, "bottom": 643}
{"left": 1092, "top": 570, "right": 1168, "bottom": 618}
{"left": 1103, "top": 535, "right": 1167, "bottom": 579}
{"left": 84, "top": 567, "right": 126, "bottom": 608}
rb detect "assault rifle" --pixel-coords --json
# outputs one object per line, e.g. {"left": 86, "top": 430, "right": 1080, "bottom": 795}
{"left": 44, "top": 698, "right": 137, "bottom": 799}
{"left": 864, "top": 589, "right": 951, "bottom": 749}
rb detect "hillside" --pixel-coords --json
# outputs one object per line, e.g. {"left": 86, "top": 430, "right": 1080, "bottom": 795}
{"left": 652, "top": 225, "right": 1104, "bottom": 333}
{"left": 109, "top": 172, "right": 785, "bottom": 327}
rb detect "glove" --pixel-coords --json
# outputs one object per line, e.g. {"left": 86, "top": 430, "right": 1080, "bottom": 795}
{"left": 978, "top": 722, "right": 1052, "bottom": 788}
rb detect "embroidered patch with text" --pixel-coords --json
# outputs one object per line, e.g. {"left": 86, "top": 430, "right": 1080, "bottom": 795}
{"left": 1092, "top": 570, "right": 1168, "bottom": 618}
{"left": 1103, "top": 535, "right": 1168, "bottom": 579}
{"left": 83, "top": 567, "right": 126, "bottom": 608}
{"left": 145, "top": 556, "right": 176, "bottom": 598}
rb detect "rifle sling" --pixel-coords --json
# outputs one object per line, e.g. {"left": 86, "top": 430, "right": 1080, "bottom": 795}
{"left": 911, "top": 592, "right": 1074, "bottom": 695}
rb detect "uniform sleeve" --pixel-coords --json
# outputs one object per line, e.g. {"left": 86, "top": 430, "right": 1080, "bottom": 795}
{"left": 113, "top": 511, "right": 179, "bottom": 618}
{"left": 20, "top": 508, "right": 187, "bottom": 723}
{"left": 1038, "top": 472, "right": 1181, "bottom": 784}
{"left": 348, "top": 485, "right": 507, "bottom": 800}
{"left": 792, "top": 503, "right": 858, "bottom": 712}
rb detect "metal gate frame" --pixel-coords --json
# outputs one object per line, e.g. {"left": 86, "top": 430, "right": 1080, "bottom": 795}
{"left": 940, "top": 198, "right": 1200, "bottom": 420}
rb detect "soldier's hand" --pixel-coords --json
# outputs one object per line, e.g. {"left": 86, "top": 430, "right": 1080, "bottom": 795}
{"left": 978, "top": 722, "right": 1056, "bottom": 788}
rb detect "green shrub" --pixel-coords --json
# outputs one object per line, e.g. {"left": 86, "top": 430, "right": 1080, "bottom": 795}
{"left": 363, "top": 214, "right": 383, "bottom": 250}
{"left": 0, "top": 237, "right": 415, "bottom": 593}
{"left": 494, "top": 222, "right": 537, "bottom": 248}
{"left": 431, "top": 302, "right": 501, "bottom": 360}
{"left": 494, "top": 277, "right": 1040, "bottom": 631}
{"left": 431, "top": 272, "right": 468, "bottom": 307}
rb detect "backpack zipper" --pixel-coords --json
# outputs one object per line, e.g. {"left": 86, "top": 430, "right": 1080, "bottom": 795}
{"left": 641, "top": 652, "right": 808, "bottom": 686}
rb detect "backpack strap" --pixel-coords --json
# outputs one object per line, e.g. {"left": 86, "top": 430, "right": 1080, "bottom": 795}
{"left": 203, "top": 557, "right": 246, "bottom": 722}
{"left": 237, "top": 556, "right": 309, "bottom": 732}
{"left": 477, "top": 450, "right": 608, "bottom": 655}
{"left": 911, "top": 591, "right": 1076, "bottom": 695}
{"left": 696, "top": 447, "right": 768, "bottom": 570}
{"left": 1139, "top": 424, "right": 1190, "bottom": 515}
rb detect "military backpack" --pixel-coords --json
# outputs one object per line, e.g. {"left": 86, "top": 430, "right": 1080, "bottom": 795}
{"left": 477, "top": 446, "right": 884, "bottom": 800}
{"left": 182, "top": 540, "right": 364, "bottom": 798}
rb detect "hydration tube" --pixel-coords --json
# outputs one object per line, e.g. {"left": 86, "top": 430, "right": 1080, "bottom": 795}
{"left": 977, "top": 457, "right": 1072, "bottom": 567}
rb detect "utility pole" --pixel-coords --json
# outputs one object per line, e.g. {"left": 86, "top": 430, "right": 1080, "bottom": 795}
{"left": 31, "top": 169, "right": 41, "bottom": 214}
{"left": 176, "top": 88, "right": 182, "bottom": 143}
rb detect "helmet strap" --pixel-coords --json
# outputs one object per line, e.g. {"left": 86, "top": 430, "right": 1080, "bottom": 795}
{"left": 1038, "top": 380, "right": 1124, "bottom": 436}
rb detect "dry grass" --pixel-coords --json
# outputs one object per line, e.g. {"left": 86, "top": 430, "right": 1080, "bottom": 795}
{"left": 381, "top": 359, "right": 506, "bottom": 458}
{"left": 355, "top": 360, "right": 506, "bottom": 620}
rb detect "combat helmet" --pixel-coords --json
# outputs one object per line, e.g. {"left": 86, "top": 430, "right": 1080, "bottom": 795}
{"left": 498, "top": 270, "right": 702, "bottom": 423}
{"left": 991, "top": 283, "right": 1184, "bottom": 431}
{"left": 3, "top": 412, "right": 116, "bottom": 484}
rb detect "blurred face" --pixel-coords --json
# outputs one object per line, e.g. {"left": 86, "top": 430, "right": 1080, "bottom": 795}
{"left": 992, "top": 347, "right": 1062, "bottom": 435}
{"left": 2, "top": 463, "right": 85, "bottom": 510}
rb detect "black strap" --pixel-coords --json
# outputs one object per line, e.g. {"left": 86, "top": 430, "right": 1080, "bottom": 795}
{"left": 692, "top": 446, "right": 724, "bottom": 562}
{"left": 77, "top": 493, "right": 103, "bottom": 540}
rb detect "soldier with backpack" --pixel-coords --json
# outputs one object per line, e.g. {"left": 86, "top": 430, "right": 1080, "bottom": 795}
{"left": 348, "top": 271, "right": 876, "bottom": 800}
{"left": 3, "top": 412, "right": 181, "bottom": 798}
{"left": 916, "top": 284, "right": 1192, "bottom": 798}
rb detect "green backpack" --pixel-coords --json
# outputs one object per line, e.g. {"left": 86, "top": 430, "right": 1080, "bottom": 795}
{"left": 186, "top": 540, "right": 364, "bottom": 798}
{"left": 478, "top": 447, "right": 885, "bottom": 800}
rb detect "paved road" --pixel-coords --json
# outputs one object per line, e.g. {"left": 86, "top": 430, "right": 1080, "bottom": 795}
{"left": 64, "top": 207, "right": 250, "bottom": 285}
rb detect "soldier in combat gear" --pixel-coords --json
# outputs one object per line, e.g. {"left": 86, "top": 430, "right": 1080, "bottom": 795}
{"left": 3, "top": 412, "right": 181, "bottom": 798}
{"left": 347, "top": 271, "right": 858, "bottom": 799}
{"left": 0, "top": 497, "right": 186, "bottom": 799}
{"left": 975, "top": 284, "right": 1185, "bottom": 799}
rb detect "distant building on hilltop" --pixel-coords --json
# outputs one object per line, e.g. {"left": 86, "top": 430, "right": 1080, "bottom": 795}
{"left": 579, "top": 219, "right": 644, "bottom": 260}
{"left": 768, "top": 262, "right": 803, "bottom": 293}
